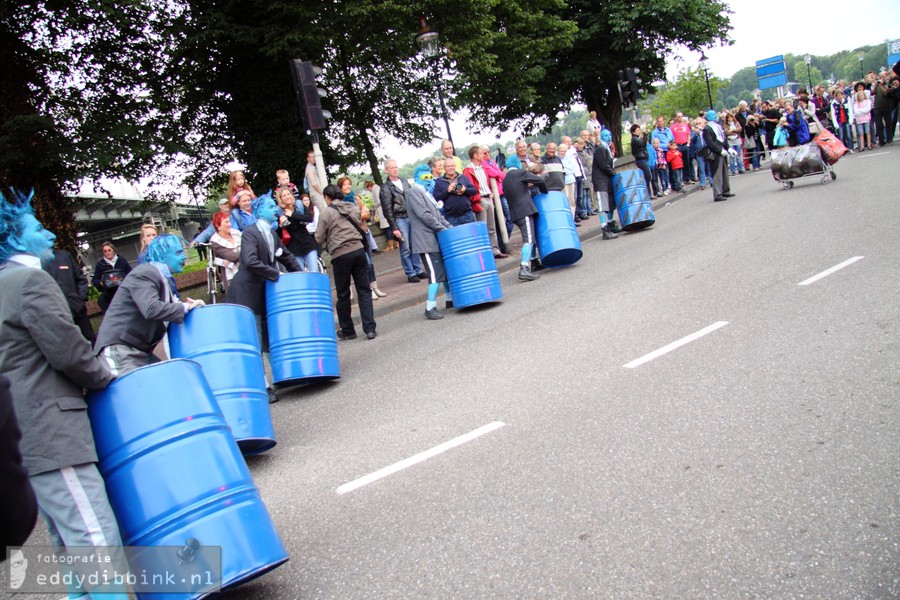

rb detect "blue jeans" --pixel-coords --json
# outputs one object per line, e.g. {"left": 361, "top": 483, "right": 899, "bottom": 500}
{"left": 669, "top": 169, "right": 683, "bottom": 191}
{"left": 729, "top": 143, "right": 744, "bottom": 174}
{"left": 295, "top": 249, "right": 319, "bottom": 272}
{"left": 445, "top": 212, "right": 475, "bottom": 227}
{"left": 394, "top": 216, "right": 421, "bottom": 277}
{"left": 836, "top": 122, "right": 853, "bottom": 149}
{"left": 635, "top": 160, "right": 653, "bottom": 197}
{"left": 654, "top": 168, "right": 669, "bottom": 192}
{"left": 696, "top": 157, "right": 710, "bottom": 187}
{"left": 500, "top": 195, "right": 513, "bottom": 237}
{"left": 575, "top": 177, "right": 591, "bottom": 218}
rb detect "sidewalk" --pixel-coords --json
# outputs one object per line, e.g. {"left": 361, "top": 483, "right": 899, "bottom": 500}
{"left": 343, "top": 181, "right": 704, "bottom": 323}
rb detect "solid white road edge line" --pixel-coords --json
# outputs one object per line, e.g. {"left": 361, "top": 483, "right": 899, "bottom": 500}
{"left": 337, "top": 421, "right": 506, "bottom": 495}
{"left": 623, "top": 321, "right": 730, "bottom": 369}
{"left": 856, "top": 151, "right": 889, "bottom": 158}
{"left": 797, "top": 256, "right": 865, "bottom": 286}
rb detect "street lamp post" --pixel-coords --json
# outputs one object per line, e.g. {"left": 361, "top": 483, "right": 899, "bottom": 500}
{"left": 699, "top": 51, "right": 713, "bottom": 109}
{"left": 804, "top": 54, "right": 812, "bottom": 92}
{"left": 415, "top": 18, "right": 454, "bottom": 149}
{"left": 858, "top": 51, "right": 865, "bottom": 79}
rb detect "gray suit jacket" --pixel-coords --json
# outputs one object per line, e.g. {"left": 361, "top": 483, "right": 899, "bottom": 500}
{"left": 94, "top": 263, "right": 186, "bottom": 354}
{"left": 407, "top": 184, "right": 450, "bottom": 254}
{"left": 0, "top": 261, "right": 113, "bottom": 475}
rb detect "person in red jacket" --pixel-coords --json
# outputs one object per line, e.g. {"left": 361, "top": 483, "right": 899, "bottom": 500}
{"left": 665, "top": 141, "right": 685, "bottom": 192}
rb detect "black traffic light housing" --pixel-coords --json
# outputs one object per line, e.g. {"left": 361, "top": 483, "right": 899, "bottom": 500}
{"left": 617, "top": 67, "right": 642, "bottom": 107}
{"left": 290, "top": 59, "right": 331, "bottom": 131}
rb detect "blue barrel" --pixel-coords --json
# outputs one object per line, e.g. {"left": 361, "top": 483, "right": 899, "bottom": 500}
{"left": 533, "top": 191, "right": 583, "bottom": 268}
{"left": 437, "top": 221, "right": 503, "bottom": 309}
{"left": 613, "top": 169, "right": 655, "bottom": 231}
{"left": 266, "top": 272, "right": 340, "bottom": 386}
{"left": 88, "top": 360, "right": 288, "bottom": 599}
{"left": 168, "top": 304, "right": 275, "bottom": 456}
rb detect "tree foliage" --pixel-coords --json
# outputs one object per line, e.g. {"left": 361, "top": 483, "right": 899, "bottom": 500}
{"left": 442, "top": 0, "right": 732, "bottom": 149}
{"left": 645, "top": 68, "right": 728, "bottom": 119}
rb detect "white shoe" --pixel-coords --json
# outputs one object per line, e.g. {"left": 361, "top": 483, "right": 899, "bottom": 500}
{"left": 372, "top": 292, "right": 379, "bottom": 301}
{"left": 663, "top": 190, "right": 670, "bottom": 196}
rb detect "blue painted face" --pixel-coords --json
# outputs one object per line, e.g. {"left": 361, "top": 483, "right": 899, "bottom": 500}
{"left": 600, "top": 130, "right": 612, "bottom": 144}
{"left": 257, "top": 198, "right": 278, "bottom": 224}
{"left": 164, "top": 246, "right": 187, "bottom": 274}
{"left": 15, "top": 215, "right": 56, "bottom": 265}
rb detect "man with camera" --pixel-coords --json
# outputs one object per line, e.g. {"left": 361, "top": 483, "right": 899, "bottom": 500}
{"left": 433, "top": 157, "right": 477, "bottom": 227}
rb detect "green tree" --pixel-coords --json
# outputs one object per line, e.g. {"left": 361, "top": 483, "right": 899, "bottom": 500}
{"left": 444, "top": 0, "right": 731, "bottom": 149}
{"left": 646, "top": 68, "right": 727, "bottom": 119}
{"left": 792, "top": 60, "right": 824, "bottom": 90}
{"left": 0, "top": 0, "right": 194, "bottom": 253}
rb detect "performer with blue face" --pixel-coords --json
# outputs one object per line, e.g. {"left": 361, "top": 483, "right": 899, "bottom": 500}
{"left": 225, "top": 193, "right": 301, "bottom": 403}
{"left": 591, "top": 128, "right": 620, "bottom": 239}
{"left": 0, "top": 190, "right": 127, "bottom": 599}
{"left": 94, "top": 234, "right": 206, "bottom": 376}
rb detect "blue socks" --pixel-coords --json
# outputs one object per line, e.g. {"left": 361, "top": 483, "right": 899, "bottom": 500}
{"left": 521, "top": 243, "right": 533, "bottom": 266}
{"left": 426, "top": 283, "right": 440, "bottom": 310}
{"left": 443, "top": 282, "right": 452, "bottom": 303}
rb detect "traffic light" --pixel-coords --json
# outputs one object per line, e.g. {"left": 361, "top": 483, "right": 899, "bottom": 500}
{"left": 617, "top": 67, "right": 642, "bottom": 107}
{"left": 290, "top": 59, "right": 331, "bottom": 131}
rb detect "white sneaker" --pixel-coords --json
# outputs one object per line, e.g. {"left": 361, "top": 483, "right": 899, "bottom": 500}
{"left": 663, "top": 190, "right": 670, "bottom": 196}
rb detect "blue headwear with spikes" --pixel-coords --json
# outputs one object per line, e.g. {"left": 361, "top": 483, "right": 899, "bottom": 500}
{"left": 251, "top": 191, "right": 274, "bottom": 218}
{"left": 145, "top": 233, "right": 186, "bottom": 264}
{"left": 0, "top": 189, "right": 36, "bottom": 262}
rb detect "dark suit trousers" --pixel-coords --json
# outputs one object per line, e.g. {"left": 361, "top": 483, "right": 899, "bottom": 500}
{"left": 332, "top": 248, "right": 376, "bottom": 335}
{"left": 72, "top": 309, "right": 95, "bottom": 343}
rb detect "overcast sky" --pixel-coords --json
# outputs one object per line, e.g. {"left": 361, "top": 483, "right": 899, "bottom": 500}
{"left": 381, "top": 0, "right": 899, "bottom": 167}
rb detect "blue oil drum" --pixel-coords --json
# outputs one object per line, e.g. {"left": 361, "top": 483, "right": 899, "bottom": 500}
{"left": 87, "top": 359, "right": 288, "bottom": 599}
{"left": 613, "top": 169, "right": 655, "bottom": 231}
{"left": 266, "top": 272, "right": 340, "bottom": 386}
{"left": 437, "top": 221, "right": 503, "bottom": 309}
{"left": 168, "top": 304, "right": 275, "bottom": 456}
{"left": 533, "top": 191, "right": 583, "bottom": 268}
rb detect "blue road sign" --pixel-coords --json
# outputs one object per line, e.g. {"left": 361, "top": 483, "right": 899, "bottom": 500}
{"left": 756, "top": 55, "right": 787, "bottom": 90}
{"left": 888, "top": 39, "right": 900, "bottom": 70}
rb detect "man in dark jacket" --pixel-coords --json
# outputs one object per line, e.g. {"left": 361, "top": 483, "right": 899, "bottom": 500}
{"left": 45, "top": 248, "right": 94, "bottom": 342}
{"left": 407, "top": 184, "right": 452, "bottom": 319}
{"left": 226, "top": 194, "right": 302, "bottom": 399}
{"left": 503, "top": 157, "right": 547, "bottom": 280}
{"left": 702, "top": 109, "right": 735, "bottom": 202}
{"left": 591, "top": 129, "right": 619, "bottom": 239}
{"left": 379, "top": 159, "right": 425, "bottom": 283}
{"left": 630, "top": 124, "right": 653, "bottom": 198}
{"left": 0, "top": 374, "right": 37, "bottom": 550}
{"left": 433, "top": 157, "right": 478, "bottom": 226}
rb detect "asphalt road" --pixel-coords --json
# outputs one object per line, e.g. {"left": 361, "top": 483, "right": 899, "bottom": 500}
{"left": 6, "top": 147, "right": 897, "bottom": 599}
{"left": 227, "top": 147, "right": 899, "bottom": 599}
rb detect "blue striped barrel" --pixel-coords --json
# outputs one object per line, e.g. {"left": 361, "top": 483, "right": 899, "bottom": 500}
{"left": 613, "top": 169, "right": 655, "bottom": 230}
{"left": 168, "top": 304, "right": 275, "bottom": 456}
{"left": 437, "top": 221, "right": 503, "bottom": 309}
{"left": 533, "top": 191, "right": 583, "bottom": 268}
{"left": 87, "top": 359, "right": 288, "bottom": 599}
{"left": 266, "top": 272, "right": 340, "bottom": 386}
